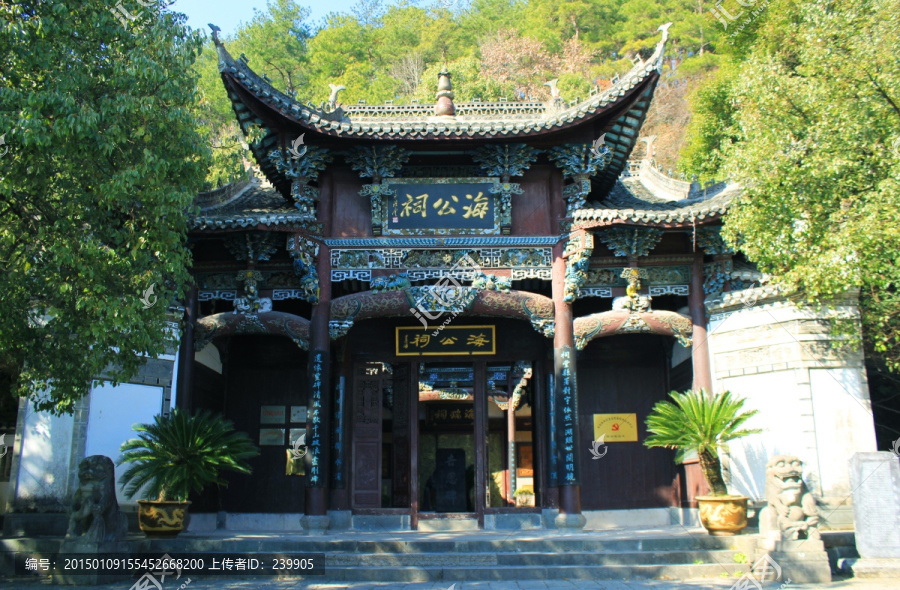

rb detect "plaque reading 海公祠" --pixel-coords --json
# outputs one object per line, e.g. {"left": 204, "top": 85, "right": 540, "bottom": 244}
{"left": 260, "top": 406, "right": 286, "bottom": 424}
{"left": 396, "top": 325, "right": 496, "bottom": 356}
{"left": 383, "top": 177, "right": 500, "bottom": 235}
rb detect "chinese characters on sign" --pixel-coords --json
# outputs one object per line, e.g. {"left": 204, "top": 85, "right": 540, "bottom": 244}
{"left": 592, "top": 414, "right": 639, "bottom": 442}
{"left": 548, "top": 374, "right": 558, "bottom": 487}
{"left": 555, "top": 346, "right": 580, "bottom": 486}
{"left": 307, "top": 351, "right": 327, "bottom": 487}
{"left": 331, "top": 376, "right": 345, "bottom": 488}
{"left": 426, "top": 403, "right": 476, "bottom": 427}
{"left": 385, "top": 179, "right": 498, "bottom": 234}
{"left": 396, "top": 325, "right": 496, "bottom": 356}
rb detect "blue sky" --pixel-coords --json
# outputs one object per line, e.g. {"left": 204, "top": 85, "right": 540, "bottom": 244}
{"left": 172, "top": 0, "right": 359, "bottom": 35}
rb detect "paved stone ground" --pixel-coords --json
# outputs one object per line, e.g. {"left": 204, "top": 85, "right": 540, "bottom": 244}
{"left": 1, "top": 576, "right": 897, "bottom": 589}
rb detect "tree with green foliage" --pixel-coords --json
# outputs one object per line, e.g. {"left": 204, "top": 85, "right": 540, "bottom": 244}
{"left": 0, "top": 1, "right": 208, "bottom": 413}
{"left": 682, "top": 0, "right": 900, "bottom": 374}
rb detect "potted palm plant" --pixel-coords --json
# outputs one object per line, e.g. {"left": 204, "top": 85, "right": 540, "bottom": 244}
{"left": 513, "top": 486, "right": 535, "bottom": 507}
{"left": 644, "top": 389, "right": 760, "bottom": 536}
{"left": 118, "top": 409, "right": 258, "bottom": 537}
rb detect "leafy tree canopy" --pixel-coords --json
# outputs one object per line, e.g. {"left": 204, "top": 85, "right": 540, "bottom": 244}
{"left": 680, "top": 0, "right": 900, "bottom": 375}
{"left": 0, "top": 1, "right": 209, "bottom": 413}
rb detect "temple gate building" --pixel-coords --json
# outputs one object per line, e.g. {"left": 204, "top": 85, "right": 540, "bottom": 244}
{"left": 2, "top": 26, "right": 878, "bottom": 534}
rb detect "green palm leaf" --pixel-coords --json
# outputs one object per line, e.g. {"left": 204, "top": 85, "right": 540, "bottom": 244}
{"left": 117, "top": 409, "right": 259, "bottom": 502}
{"left": 644, "top": 389, "right": 761, "bottom": 496}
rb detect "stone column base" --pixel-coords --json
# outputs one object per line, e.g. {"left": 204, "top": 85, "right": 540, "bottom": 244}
{"left": 301, "top": 515, "right": 330, "bottom": 536}
{"left": 758, "top": 539, "right": 832, "bottom": 584}
{"left": 840, "top": 558, "right": 900, "bottom": 578}
{"left": 554, "top": 513, "right": 587, "bottom": 533}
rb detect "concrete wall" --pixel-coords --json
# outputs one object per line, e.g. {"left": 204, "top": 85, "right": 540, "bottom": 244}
{"left": 705, "top": 289, "right": 877, "bottom": 501}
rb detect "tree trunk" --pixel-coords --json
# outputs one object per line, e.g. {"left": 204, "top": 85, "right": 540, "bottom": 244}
{"left": 698, "top": 448, "right": 728, "bottom": 496}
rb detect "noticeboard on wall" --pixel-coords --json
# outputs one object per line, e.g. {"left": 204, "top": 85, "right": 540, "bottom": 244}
{"left": 260, "top": 406, "right": 286, "bottom": 424}
{"left": 259, "top": 428, "right": 285, "bottom": 446}
{"left": 593, "top": 413, "right": 639, "bottom": 442}
{"left": 290, "top": 406, "right": 307, "bottom": 422}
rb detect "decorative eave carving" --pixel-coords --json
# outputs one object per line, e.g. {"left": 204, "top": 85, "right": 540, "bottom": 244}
{"left": 194, "top": 311, "right": 311, "bottom": 352}
{"left": 491, "top": 361, "right": 533, "bottom": 411}
{"left": 547, "top": 143, "right": 612, "bottom": 216}
{"left": 574, "top": 309, "right": 692, "bottom": 350}
{"left": 472, "top": 144, "right": 539, "bottom": 234}
{"left": 596, "top": 226, "right": 663, "bottom": 258}
{"left": 268, "top": 146, "right": 333, "bottom": 218}
{"left": 287, "top": 235, "right": 320, "bottom": 304}
{"left": 472, "top": 144, "right": 540, "bottom": 180}
{"left": 563, "top": 230, "right": 594, "bottom": 303}
{"left": 346, "top": 146, "right": 411, "bottom": 236}
{"left": 696, "top": 226, "right": 734, "bottom": 256}
{"left": 223, "top": 232, "right": 282, "bottom": 263}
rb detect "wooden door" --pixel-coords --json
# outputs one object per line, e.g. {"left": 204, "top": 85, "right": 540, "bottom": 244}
{"left": 219, "top": 335, "right": 306, "bottom": 513}
{"left": 391, "top": 363, "right": 411, "bottom": 507}
{"left": 576, "top": 334, "right": 678, "bottom": 510}
{"left": 351, "top": 363, "right": 383, "bottom": 509}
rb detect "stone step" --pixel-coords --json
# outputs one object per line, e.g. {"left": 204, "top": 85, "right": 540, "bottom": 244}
{"left": 304, "top": 563, "right": 749, "bottom": 582}
{"left": 416, "top": 518, "right": 481, "bottom": 532}
{"left": 0, "top": 536, "right": 752, "bottom": 583}
{"left": 149, "top": 535, "right": 757, "bottom": 555}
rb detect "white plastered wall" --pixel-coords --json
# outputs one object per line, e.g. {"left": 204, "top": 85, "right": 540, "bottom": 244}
{"left": 84, "top": 382, "right": 166, "bottom": 504}
{"left": 705, "top": 291, "right": 877, "bottom": 500}
{"left": 11, "top": 400, "right": 77, "bottom": 509}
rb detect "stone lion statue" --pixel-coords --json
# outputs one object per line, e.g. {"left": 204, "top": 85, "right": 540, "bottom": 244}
{"left": 759, "top": 454, "right": 820, "bottom": 542}
{"left": 66, "top": 455, "right": 128, "bottom": 543}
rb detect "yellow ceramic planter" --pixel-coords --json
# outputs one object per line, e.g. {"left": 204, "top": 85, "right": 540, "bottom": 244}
{"left": 137, "top": 500, "right": 191, "bottom": 537}
{"left": 697, "top": 495, "right": 748, "bottom": 536}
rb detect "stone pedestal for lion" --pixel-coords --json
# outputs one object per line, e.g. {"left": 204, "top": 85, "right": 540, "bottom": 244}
{"left": 53, "top": 455, "right": 139, "bottom": 585}
{"left": 756, "top": 455, "right": 832, "bottom": 584}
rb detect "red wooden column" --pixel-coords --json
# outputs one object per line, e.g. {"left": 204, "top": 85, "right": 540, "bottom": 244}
{"left": 690, "top": 253, "right": 713, "bottom": 393}
{"left": 551, "top": 240, "right": 585, "bottom": 530}
{"left": 303, "top": 242, "right": 332, "bottom": 533}
{"left": 175, "top": 284, "right": 197, "bottom": 411}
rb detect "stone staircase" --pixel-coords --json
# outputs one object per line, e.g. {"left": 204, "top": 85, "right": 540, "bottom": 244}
{"left": 154, "top": 531, "right": 756, "bottom": 583}
{"left": 0, "top": 528, "right": 781, "bottom": 583}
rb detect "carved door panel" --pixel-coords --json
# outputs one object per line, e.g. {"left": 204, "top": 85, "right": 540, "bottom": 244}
{"left": 391, "top": 363, "right": 410, "bottom": 507}
{"left": 351, "top": 364, "right": 383, "bottom": 509}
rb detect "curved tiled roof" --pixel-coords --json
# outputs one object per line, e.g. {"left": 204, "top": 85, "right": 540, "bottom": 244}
{"left": 214, "top": 26, "right": 671, "bottom": 142}
{"left": 190, "top": 178, "right": 314, "bottom": 231}
{"left": 573, "top": 175, "right": 741, "bottom": 228}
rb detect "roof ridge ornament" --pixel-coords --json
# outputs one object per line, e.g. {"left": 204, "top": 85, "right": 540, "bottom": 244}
{"left": 326, "top": 83, "right": 346, "bottom": 112}
{"left": 435, "top": 69, "right": 456, "bottom": 116}
{"left": 544, "top": 79, "right": 562, "bottom": 111}
{"left": 208, "top": 23, "right": 222, "bottom": 45}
